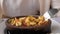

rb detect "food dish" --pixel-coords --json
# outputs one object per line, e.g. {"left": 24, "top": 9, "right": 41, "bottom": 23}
{"left": 5, "top": 16, "right": 51, "bottom": 33}
{"left": 0, "top": 18, "right": 60, "bottom": 34}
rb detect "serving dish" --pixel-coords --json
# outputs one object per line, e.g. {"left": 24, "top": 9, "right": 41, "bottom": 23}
{"left": 5, "top": 15, "right": 51, "bottom": 33}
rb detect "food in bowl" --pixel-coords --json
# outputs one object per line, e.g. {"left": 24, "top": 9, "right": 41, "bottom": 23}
{"left": 8, "top": 16, "right": 48, "bottom": 27}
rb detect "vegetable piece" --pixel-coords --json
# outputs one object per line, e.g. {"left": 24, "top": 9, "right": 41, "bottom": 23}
{"left": 38, "top": 16, "right": 45, "bottom": 21}
{"left": 30, "top": 22, "right": 36, "bottom": 26}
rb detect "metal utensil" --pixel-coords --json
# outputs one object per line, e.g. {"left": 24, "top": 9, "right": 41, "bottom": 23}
{"left": 43, "top": 9, "right": 58, "bottom": 19}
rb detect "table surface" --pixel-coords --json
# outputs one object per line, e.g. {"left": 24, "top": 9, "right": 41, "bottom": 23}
{"left": 0, "top": 18, "right": 60, "bottom": 34}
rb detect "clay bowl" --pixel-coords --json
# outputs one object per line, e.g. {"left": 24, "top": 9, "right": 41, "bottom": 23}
{"left": 5, "top": 15, "right": 51, "bottom": 32}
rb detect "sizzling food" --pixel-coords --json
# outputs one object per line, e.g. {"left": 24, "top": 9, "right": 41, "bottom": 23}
{"left": 8, "top": 16, "right": 48, "bottom": 27}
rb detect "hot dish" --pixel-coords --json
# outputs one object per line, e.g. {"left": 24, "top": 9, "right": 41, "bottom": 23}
{"left": 6, "top": 16, "right": 51, "bottom": 30}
